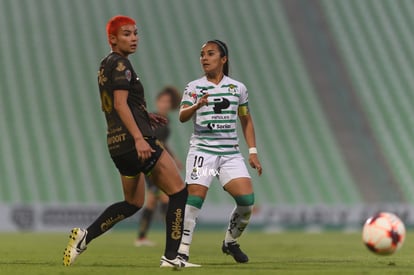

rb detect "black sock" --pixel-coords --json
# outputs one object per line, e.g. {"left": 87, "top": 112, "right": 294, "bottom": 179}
{"left": 86, "top": 201, "right": 141, "bottom": 244}
{"left": 164, "top": 186, "right": 188, "bottom": 260}
{"left": 138, "top": 208, "right": 154, "bottom": 239}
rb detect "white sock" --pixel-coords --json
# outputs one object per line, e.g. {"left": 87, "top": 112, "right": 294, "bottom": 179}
{"left": 224, "top": 205, "right": 253, "bottom": 244}
{"left": 178, "top": 204, "right": 201, "bottom": 257}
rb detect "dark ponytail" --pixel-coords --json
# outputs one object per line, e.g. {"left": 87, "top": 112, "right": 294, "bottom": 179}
{"left": 207, "top": 39, "right": 229, "bottom": 76}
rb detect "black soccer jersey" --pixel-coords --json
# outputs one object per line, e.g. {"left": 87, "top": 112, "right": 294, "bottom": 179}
{"left": 98, "top": 52, "right": 153, "bottom": 157}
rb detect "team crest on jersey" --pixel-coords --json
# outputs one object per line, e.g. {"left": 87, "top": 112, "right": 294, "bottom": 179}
{"left": 190, "top": 167, "right": 199, "bottom": 180}
{"left": 116, "top": 61, "right": 126, "bottom": 72}
{"left": 228, "top": 84, "right": 237, "bottom": 95}
{"left": 125, "top": 70, "right": 132, "bottom": 82}
{"left": 98, "top": 69, "right": 107, "bottom": 86}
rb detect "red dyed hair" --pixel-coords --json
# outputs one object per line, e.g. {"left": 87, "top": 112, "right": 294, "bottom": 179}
{"left": 106, "top": 15, "right": 136, "bottom": 44}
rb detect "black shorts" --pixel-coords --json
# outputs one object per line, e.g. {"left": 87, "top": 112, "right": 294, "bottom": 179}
{"left": 111, "top": 137, "right": 164, "bottom": 177}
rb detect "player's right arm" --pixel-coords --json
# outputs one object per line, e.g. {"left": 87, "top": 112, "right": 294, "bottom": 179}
{"left": 113, "top": 90, "right": 154, "bottom": 160}
{"left": 179, "top": 94, "right": 209, "bottom": 122}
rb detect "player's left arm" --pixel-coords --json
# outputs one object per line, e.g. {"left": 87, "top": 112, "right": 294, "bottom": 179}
{"left": 239, "top": 112, "right": 262, "bottom": 176}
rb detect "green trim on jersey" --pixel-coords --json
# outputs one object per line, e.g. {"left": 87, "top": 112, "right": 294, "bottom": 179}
{"left": 205, "top": 93, "right": 240, "bottom": 98}
{"left": 196, "top": 85, "right": 215, "bottom": 90}
{"left": 207, "top": 101, "right": 238, "bottom": 106}
{"left": 196, "top": 147, "right": 240, "bottom": 155}
{"left": 181, "top": 100, "right": 193, "bottom": 106}
{"left": 221, "top": 84, "right": 239, "bottom": 88}
{"left": 196, "top": 136, "right": 238, "bottom": 141}
{"left": 196, "top": 143, "right": 237, "bottom": 148}
{"left": 239, "top": 102, "right": 249, "bottom": 107}
{"left": 200, "top": 110, "right": 237, "bottom": 116}
{"left": 198, "top": 129, "right": 236, "bottom": 134}
{"left": 200, "top": 119, "right": 237, "bottom": 125}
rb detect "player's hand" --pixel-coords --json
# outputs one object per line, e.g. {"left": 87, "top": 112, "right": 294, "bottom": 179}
{"left": 249, "top": 154, "right": 262, "bottom": 176}
{"left": 196, "top": 94, "right": 209, "bottom": 109}
{"left": 149, "top": 113, "right": 168, "bottom": 128}
{"left": 135, "top": 138, "right": 155, "bottom": 161}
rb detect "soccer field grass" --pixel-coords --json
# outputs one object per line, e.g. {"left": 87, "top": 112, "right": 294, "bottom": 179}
{"left": 0, "top": 230, "right": 413, "bottom": 274}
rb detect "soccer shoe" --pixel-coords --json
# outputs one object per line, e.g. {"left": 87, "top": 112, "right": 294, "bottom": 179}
{"left": 177, "top": 252, "right": 189, "bottom": 262}
{"left": 177, "top": 255, "right": 201, "bottom": 267}
{"left": 63, "top": 228, "right": 87, "bottom": 266}
{"left": 222, "top": 241, "right": 249, "bottom": 263}
{"left": 134, "top": 238, "right": 156, "bottom": 247}
{"left": 159, "top": 255, "right": 201, "bottom": 268}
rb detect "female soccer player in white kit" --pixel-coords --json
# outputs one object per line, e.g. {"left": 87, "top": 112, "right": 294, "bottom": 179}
{"left": 178, "top": 40, "right": 262, "bottom": 263}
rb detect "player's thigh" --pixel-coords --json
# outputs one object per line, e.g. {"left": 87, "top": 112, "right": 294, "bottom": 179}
{"left": 219, "top": 154, "right": 253, "bottom": 196}
{"left": 150, "top": 151, "right": 185, "bottom": 195}
{"left": 121, "top": 173, "right": 145, "bottom": 207}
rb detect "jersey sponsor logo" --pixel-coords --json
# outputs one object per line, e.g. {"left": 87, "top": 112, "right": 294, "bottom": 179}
{"left": 207, "top": 122, "right": 231, "bottom": 130}
{"left": 115, "top": 61, "right": 126, "bottom": 72}
{"left": 190, "top": 167, "right": 220, "bottom": 179}
{"left": 185, "top": 90, "right": 197, "bottom": 103}
{"left": 210, "top": 114, "right": 231, "bottom": 119}
{"left": 107, "top": 133, "right": 128, "bottom": 145}
{"left": 191, "top": 92, "right": 197, "bottom": 102}
{"left": 125, "top": 69, "right": 132, "bottom": 82}
{"left": 114, "top": 75, "right": 127, "bottom": 81}
{"left": 108, "top": 126, "right": 123, "bottom": 134}
{"left": 184, "top": 86, "right": 201, "bottom": 103}
{"left": 98, "top": 68, "right": 108, "bottom": 86}
{"left": 213, "top": 97, "right": 230, "bottom": 113}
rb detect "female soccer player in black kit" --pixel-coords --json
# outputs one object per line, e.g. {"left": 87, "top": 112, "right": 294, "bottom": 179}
{"left": 62, "top": 15, "right": 199, "bottom": 268}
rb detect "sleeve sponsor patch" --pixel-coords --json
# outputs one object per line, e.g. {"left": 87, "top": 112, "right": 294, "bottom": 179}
{"left": 125, "top": 70, "right": 131, "bottom": 82}
{"left": 116, "top": 61, "right": 126, "bottom": 72}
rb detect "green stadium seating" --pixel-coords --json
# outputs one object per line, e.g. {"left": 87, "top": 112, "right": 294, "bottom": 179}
{"left": 322, "top": 0, "right": 414, "bottom": 202}
{"left": 5, "top": 0, "right": 409, "bottom": 207}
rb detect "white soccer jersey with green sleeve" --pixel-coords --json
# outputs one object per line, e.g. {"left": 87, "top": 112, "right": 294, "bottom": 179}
{"left": 181, "top": 76, "right": 249, "bottom": 155}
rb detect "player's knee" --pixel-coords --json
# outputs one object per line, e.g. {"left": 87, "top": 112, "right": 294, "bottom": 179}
{"left": 123, "top": 200, "right": 142, "bottom": 217}
{"left": 234, "top": 193, "right": 255, "bottom": 206}
{"left": 169, "top": 185, "right": 188, "bottom": 200}
{"left": 187, "top": 194, "right": 204, "bottom": 209}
